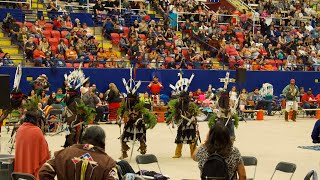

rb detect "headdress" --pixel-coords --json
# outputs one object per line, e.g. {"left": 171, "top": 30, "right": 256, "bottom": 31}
{"left": 64, "top": 63, "right": 89, "bottom": 90}
{"left": 169, "top": 70, "right": 194, "bottom": 95}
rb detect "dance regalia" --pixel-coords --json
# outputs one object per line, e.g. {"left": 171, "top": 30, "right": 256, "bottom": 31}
{"left": 0, "top": 89, "right": 27, "bottom": 131}
{"left": 167, "top": 91, "right": 200, "bottom": 158}
{"left": 63, "top": 87, "right": 95, "bottom": 148}
{"left": 118, "top": 93, "right": 156, "bottom": 159}
{"left": 208, "top": 90, "right": 239, "bottom": 140}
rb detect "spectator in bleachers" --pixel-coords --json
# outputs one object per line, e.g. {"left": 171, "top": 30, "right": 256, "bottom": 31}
{"left": 82, "top": 23, "right": 93, "bottom": 37}
{"left": 39, "top": 37, "right": 50, "bottom": 53}
{"left": 139, "top": 19, "right": 149, "bottom": 35}
{"left": 120, "top": 34, "right": 130, "bottom": 50}
{"left": 33, "top": 46, "right": 46, "bottom": 66}
{"left": 302, "top": 88, "right": 317, "bottom": 116}
{"left": 57, "top": 39, "right": 67, "bottom": 55}
{"left": 36, "top": 16, "right": 46, "bottom": 29}
{"left": 97, "top": 47, "right": 107, "bottom": 65}
{"left": 18, "top": 28, "right": 29, "bottom": 45}
{"left": 30, "top": 21, "right": 43, "bottom": 38}
{"left": 53, "top": 16, "right": 63, "bottom": 31}
{"left": 3, "top": 53, "right": 14, "bottom": 66}
{"left": 64, "top": 16, "right": 74, "bottom": 31}
{"left": 166, "top": 57, "right": 176, "bottom": 69}
{"left": 93, "top": 0, "right": 106, "bottom": 19}
{"left": 47, "top": 1, "right": 58, "bottom": 12}
{"left": 25, "top": 37, "right": 36, "bottom": 61}
{"left": 86, "top": 36, "right": 98, "bottom": 55}
{"left": 65, "top": 45, "right": 78, "bottom": 61}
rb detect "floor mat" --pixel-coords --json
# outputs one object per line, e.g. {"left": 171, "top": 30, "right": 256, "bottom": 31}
{"left": 298, "top": 145, "right": 320, "bottom": 151}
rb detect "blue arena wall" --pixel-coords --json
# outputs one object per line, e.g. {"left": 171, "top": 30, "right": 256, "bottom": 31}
{"left": 0, "top": 67, "right": 319, "bottom": 96}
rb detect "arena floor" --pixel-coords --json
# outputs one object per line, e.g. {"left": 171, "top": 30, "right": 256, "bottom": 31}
{"left": 1, "top": 115, "right": 319, "bottom": 180}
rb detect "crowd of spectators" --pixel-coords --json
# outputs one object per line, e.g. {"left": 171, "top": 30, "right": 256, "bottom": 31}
{"left": 3, "top": 0, "right": 320, "bottom": 71}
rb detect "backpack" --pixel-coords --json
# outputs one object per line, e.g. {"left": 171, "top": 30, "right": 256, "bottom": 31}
{"left": 201, "top": 153, "right": 229, "bottom": 180}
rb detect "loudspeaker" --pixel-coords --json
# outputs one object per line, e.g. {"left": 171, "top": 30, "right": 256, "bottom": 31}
{"left": 0, "top": 75, "right": 11, "bottom": 109}
{"left": 236, "top": 68, "right": 246, "bottom": 83}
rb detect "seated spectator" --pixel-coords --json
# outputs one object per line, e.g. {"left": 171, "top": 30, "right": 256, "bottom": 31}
{"left": 166, "top": 57, "right": 176, "bottom": 69}
{"left": 311, "top": 120, "right": 320, "bottom": 143}
{"left": 39, "top": 126, "right": 119, "bottom": 179}
{"left": 2, "top": 53, "right": 14, "bottom": 66}
{"left": 39, "top": 37, "right": 50, "bottom": 53}
{"left": 47, "top": 0, "right": 58, "bottom": 12}
{"left": 30, "top": 21, "right": 43, "bottom": 38}
{"left": 103, "top": 17, "right": 114, "bottom": 37}
{"left": 193, "top": 124, "right": 246, "bottom": 180}
{"left": 57, "top": 39, "right": 67, "bottom": 55}
{"left": 106, "top": 54, "right": 117, "bottom": 68}
{"left": 286, "top": 50, "right": 297, "bottom": 70}
{"left": 87, "top": 36, "right": 98, "bottom": 55}
{"left": 82, "top": 23, "right": 93, "bottom": 36}
{"left": 47, "top": 91, "right": 57, "bottom": 105}
{"left": 93, "top": 0, "right": 105, "bottom": 19}
{"left": 37, "top": 16, "right": 46, "bottom": 29}
{"left": 120, "top": 34, "right": 130, "bottom": 50}
{"left": 54, "top": 53, "right": 66, "bottom": 67}
{"left": 33, "top": 46, "right": 45, "bottom": 66}
{"left": 249, "top": 88, "right": 273, "bottom": 116}
{"left": 302, "top": 88, "right": 317, "bottom": 116}
{"left": 105, "top": 47, "right": 118, "bottom": 59}
{"left": 53, "top": 16, "right": 63, "bottom": 31}
{"left": 97, "top": 47, "right": 107, "bottom": 65}
{"left": 43, "top": 52, "right": 54, "bottom": 67}
{"left": 164, "top": 28, "right": 175, "bottom": 42}
{"left": 18, "top": 28, "right": 29, "bottom": 45}
{"left": 25, "top": 37, "right": 36, "bottom": 61}
{"left": 139, "top": 19, "right": 149, "bottom": 34}
{"left": 65, "top": 46, "right": 78, "bottom": 61}
{"left": 64, "top": 16, "right": 73, "bottom": 31}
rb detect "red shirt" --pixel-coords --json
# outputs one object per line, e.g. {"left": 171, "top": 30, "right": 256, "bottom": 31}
{"left": 302, "top": 93, "right": 315, "bottom": 103}
{"left": 53, "top": 20, "right": 62, "bottom": 29}
{"left": 147, "top": 81, "right": 163, "bottom": 94}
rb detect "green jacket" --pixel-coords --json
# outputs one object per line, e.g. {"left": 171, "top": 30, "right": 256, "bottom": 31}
{"left": 282, "top": 84, "right": 299, "bottom": 101}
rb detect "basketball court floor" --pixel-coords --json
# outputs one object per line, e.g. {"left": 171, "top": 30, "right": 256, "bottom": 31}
{"left": 1, "top": 116, "right": 319, "bottom": 179}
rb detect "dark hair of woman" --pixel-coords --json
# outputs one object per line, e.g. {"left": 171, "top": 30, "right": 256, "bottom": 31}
{"left": 81, "top": 126, "right": 106, "bottom": 149}
{"left": 205, "top": 123, "right": 232, "bottom": 157}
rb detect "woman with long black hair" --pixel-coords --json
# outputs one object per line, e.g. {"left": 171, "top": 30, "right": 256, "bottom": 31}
{"left": 193, "top": 124, "right": 246, "bottom": 180}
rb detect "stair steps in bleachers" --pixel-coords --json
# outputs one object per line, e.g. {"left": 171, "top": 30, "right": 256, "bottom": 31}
{"left": 0, "top": 37, "right": 12, "bottom": 46}
{"left": 0, "top": 45, "right": 19, "bottom": 55}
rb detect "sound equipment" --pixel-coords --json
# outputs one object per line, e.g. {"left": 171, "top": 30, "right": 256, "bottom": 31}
{"left": 0, "top": 75, "right": 11, "bottom": 109}
{"left": 236, "top": 68, "right": 246, "bottom": 83}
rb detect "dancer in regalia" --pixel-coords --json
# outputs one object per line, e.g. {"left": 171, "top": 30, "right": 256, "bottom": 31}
{"left": 63, "top": 65, "right": 96, "bottom": 147}
{"left": 0, "top": 65, "right": 27, "bottom": 134}
{"left": 118, "top": 68, "right": 157, "bottom": 159}
{"left": 166, "top": 72, "right": 200, "bottom": 158}
{"left": 208, "top": 90, "right": 239, "bottom": 141}
{"left": 167, "top": 91, "right": 200, "bottom": 158}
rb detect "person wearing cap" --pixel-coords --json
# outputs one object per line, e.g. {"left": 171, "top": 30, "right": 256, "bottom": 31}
{"left": 302, "top": 88, "right": 316, "bottom": 117}
{"left": 282, "top": 79, "right": 300, "bottom": 121}
{"left": 39, "top": 126, "right": 119, "bottom": 180}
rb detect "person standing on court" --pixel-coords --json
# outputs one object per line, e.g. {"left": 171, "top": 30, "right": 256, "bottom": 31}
{"left": 282, "top": 79, "right": 299, "bottom": 121}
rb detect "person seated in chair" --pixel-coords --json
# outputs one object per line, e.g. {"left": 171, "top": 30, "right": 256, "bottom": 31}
{"left": 311, "top": 120, "right": 320, "bottom": 143}
{"left": 302, "top": 88, "right": 317, "bottom": 117}
{"left": 249, "top": 88, "right": 273, "bottom": 116}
